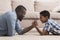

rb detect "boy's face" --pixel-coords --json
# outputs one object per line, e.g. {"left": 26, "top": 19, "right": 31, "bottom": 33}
{"left": 40, "top": 15, "right": 48, "bottom": 23}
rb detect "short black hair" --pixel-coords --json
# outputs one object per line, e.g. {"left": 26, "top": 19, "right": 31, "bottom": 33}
{"left": 15, "top": 5, "right": 26, "bottom": 13}
{"left": 40, "top": 10, "right": 50, "bottom": 18}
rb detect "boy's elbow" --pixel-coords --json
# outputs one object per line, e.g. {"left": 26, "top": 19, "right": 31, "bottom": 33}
{"left": 40, "top": 33, "right": 49, "bottom": 35}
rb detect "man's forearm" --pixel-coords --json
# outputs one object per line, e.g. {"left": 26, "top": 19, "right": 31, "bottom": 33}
{"left": 21, "top": 25, "right": 34, "bottom": 34}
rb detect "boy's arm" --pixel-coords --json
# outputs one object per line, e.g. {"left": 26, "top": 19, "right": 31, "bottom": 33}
{"left": 34, "top": 26, "right": 49, "bottom": 35}
{"left": 32, "top": 20, "right": 49, "bottom": 35}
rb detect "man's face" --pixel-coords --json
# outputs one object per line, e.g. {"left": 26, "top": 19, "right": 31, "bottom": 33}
{"left": 17, "top": 10, "right": 26, "bottom": 21}
{"left": 40, "top": 15, "right": 48, "bottom": 23}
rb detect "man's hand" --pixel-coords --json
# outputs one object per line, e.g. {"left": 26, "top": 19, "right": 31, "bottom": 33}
{"left": 32, "top": 20, "right": 38, "bottom": 27}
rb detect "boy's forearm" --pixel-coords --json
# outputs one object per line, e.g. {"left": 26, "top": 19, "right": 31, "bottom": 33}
{"left": 35, "top": 26, "right": 49, "bottom": 35}
{"left": 35, "top": 26, "right": 43, "bottom": 35}
{"left": 35, "top": 27, "right": 45, "bottom": 35}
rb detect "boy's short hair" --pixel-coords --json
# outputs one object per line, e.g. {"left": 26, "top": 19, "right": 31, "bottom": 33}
{"left": 40, "top": 10, "right": 50, "bottom": 18}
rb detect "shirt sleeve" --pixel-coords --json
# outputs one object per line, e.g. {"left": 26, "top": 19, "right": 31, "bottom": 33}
{"left": 43, "top": 23, "right": 51, "bottom": 32}
{"left": 15, "top": 20, "right": 23, "bottom": 35}
{"left": 6, "top": 12, "right": 17, "bottom": 36}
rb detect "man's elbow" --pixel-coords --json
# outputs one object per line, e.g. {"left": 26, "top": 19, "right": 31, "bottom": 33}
{"left": 18, "top": 32, "right": 24, "bottom": 35}
{"left": 7, "top": 34, "right": 14, "bottom": 36}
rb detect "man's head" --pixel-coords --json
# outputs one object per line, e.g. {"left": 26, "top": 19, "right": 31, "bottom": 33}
{"left": 15, "top": 5, "right": 27, "bottom": 21}
{"left": 40, "top": 10, "right": 50, "bottom": 23}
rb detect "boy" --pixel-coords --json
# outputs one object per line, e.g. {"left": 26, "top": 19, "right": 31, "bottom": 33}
{"left": 33, "top": 10, "right": 60, "bottom": 35}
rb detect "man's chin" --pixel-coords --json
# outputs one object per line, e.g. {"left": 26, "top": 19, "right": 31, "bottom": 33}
{"left": 20, "top": 19, "right": 23, "bottom": 21}
{"left": 19, "top": 19, "right": 23, "bottom": 21}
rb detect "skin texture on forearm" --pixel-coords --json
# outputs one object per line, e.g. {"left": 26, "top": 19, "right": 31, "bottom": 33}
{"left": 21, "top": 25, "right": 34, "bottom": 34}
{"left": 35, "top": 26, "right": 43, "bottom": 35}
{"left": 35, "top": 26, "right": 49, "bottom": 35}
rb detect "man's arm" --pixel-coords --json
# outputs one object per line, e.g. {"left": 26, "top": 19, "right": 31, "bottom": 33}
{"left": 15, "top": 20, "right": 34, "bottom": 35}
{"left": 6, "top": 14, "right": 17, "bottom": 36}
{"left": 21, "top": 25, "right": 34, "bottom": 34}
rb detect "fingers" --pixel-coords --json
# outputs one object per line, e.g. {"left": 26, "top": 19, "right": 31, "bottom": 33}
{"left": 34, "top": 20, "right": 38, "bottom": 26}
{"left": 32, "top": 20, "right": 38, "bottom": 27}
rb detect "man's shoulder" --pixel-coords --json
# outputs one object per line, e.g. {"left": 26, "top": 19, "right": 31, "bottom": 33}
{"left": 6, "top": 11, "right": 15, "bottom": 15}
{"left": 7, "top": 11, "right": 16, "bottom": 17}
{"left": 5, "top": 11, "right": 17, "bottom": 20}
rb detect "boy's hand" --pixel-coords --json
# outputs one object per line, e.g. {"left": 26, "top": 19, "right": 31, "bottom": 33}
{"left": 32, "top": 20, "right": 38, "bottom": 27}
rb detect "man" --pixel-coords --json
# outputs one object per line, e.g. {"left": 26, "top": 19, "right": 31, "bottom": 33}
{"left": 0, "top": 5, "right": 35, "bottom": 36}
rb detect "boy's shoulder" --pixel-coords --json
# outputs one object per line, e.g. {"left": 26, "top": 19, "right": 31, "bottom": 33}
{"left": 47, "top": 19, "right": 56, "bottom": 24}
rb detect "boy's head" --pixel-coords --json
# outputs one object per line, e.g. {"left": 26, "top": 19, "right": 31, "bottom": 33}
{"left": 15, "top": 5, "right": 27, "bottom": 21}
{"left": 40, "top": 10, "right": 50, "bottom": 23}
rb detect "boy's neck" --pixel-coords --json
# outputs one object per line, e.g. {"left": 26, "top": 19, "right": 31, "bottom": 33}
{"left": 45, "top": 18, "right": 50, "bottom": 23}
